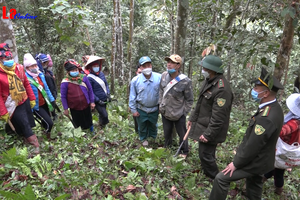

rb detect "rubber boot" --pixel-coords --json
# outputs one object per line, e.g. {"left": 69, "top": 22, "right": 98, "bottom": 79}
{"left": 26, "top": 135, "right": 40, "bottom": 154}
{"left": 275, "top": 187, "right": 283, "bottom": 195}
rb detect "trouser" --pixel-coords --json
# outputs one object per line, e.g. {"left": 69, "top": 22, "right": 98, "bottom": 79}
{"left": 133, "top": 116, "right": 138, "bottom": 133}
{"left": 199, "top": 142, "right": 219, "bottom": 179}
{"left": 70, "top": 106, "right": 93, "bottom": 130}
{"left": 162, "top": 115, "right": 188, "bottom": 155}
{"left": 136, "top": 108, "right": 158, "bottom": 141}
{"left": 209, "top": 169, "right": 263, "bottom": 200}
{"left": 33, "top": 104, "right": 53, "bottom": 133}
{"left": 95, "top": 103, "right": 109, "bottom": 126}
{"left": 8, "top": 98, "right": 36, "bottom": 138}
{"left": 264, "top": 168, "right": 285, "bottom": 188}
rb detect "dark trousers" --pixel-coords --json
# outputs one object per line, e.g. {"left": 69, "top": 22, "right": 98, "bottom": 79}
{"left": 33, "top": 104, "right": 53, "bottom": 133}
{"left": 70, "top": 106, "right": 93, "bottom": 130}
{"left": 7, "top": 99, "right": 36, "bottom": 138}
{"left": 162, "top": 115, "right": 188, "bottom": 155}
{"left": 133, "top": 116, "right": 138, "bottom": 133}
{"left": 95, "top": 103, "right": 109, "bottom": 126}
{"left": 264, "top": 168, "right": 285, "bottom": 188}
{"left": 209, "top": 169, "right": 263, "bottom": 200}
{"left": 199, "top": 142, "right": 218, "bottom": 179}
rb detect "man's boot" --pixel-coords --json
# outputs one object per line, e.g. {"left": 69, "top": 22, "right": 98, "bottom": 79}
{"left": 26, "top": 135, "right": 40, "bottom": 154}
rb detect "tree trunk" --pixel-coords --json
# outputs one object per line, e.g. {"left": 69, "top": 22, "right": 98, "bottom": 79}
{"left": 127, "top": 0, "right": 134, "bottom": 82}
{"left": 111, "top": 0, "right": 118, "bottom": 94}
{"left": 174, "top": 0, "right": 189, "bottom": 73}
{"left": 117, "top": 0, "right": 124, "bottom": 85}
{"left": 188, "top": 29, "right": 196, "bottom": 79}
{"left": 274, "top": 11, "right": 295, "bottom": 81}
{"left": 170, "top": 0, "right": 175, "bottom": 54}
{"left": 0, "top": 0, "right": 18, "bottom": 62}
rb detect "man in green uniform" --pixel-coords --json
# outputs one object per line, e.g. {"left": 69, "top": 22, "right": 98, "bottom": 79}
{"left": 188, "top": 55, "right": 233, "bottom": 178}
{"left": 209, "top": 67, "right": 284, "bottom": 200}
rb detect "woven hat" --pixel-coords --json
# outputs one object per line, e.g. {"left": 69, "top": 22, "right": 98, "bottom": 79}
{"left": 199, "top": 55, "right": 223, "bottom": 73}
{"left": 84, "top": 56, "right": 105, "bottom": 69}
{"left": 286, "top": 93, "right": 300, "bottom": 117}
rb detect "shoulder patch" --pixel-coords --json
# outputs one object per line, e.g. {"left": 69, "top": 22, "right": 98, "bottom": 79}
{"left": 255, "top": 124, "right": 265, "bottom": 135}
{"left": 261, "top": 106, "right": 270, "bottom": 117}
{"left": 217, "top": 98, "right": 226, "bottom": 107}
{"left": 218, "top": 79, "right": 224, "bottom": 88}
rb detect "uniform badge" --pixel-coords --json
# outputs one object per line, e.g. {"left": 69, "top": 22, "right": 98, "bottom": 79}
{"left": 217, "top": 98, "right": 226, "bottom": 107}
{"left": 254, "top": 124, "right": 265, "bottom": 135}
{"left": 218, "top": 79, "right": 224, "bottom": 88}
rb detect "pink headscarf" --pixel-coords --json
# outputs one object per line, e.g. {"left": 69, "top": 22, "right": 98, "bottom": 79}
{"left": 47, "top": 54, "right": 53, "bottom": 67}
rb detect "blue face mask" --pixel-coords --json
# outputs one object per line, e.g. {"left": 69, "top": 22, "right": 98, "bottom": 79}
{"left": 251, "top": 89, "right": 266, "bottom": 103}
{"left": 70, "top": 71, "right": 79, "bottom": 77}
{"left": 93, "top": 67, "right": 100, "bottom": 73}
{"left": 3, "top": 60, "right": 14, "bottom": 67}
{"left": 168, "top": 68, "right": 176, "bottom": 74}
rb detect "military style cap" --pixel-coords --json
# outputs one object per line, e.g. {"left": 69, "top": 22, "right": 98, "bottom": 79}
{"left": 199, "top": 55, "right": 223, "bottom": 73}
{"left": 164, "top": 54, "right": 182, "bottom": 65}
{"left": 252, "top": 67, "right": 284, "bottom": 92}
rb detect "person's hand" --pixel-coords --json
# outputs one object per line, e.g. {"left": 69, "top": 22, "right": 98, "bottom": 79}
{"left": 30, "top": 100, "right": 36, "bottom": 109}
{"left": 51, "top": 101, "right": 57, "bottom": 108}
{"left": 199, "top": 135, "right": 208, "bottom": 143}
{"left": 97, "top": 100, "right": 106, "bottom": 105}
{"left": 133, "top": 111, "right": 140, "bottom": 117}
{"left": 187, "top": 121, "right": 192, "bottom": 128}
{"left": 0, "top": 113, "right": 9, "bottom": 122}
{"left": 107, "top": 94, "right": 112, "bottom": 102}
{"left": 90, "top": 102, "right": 95, "bottom": 110}
{"left": 222, "top": 162, "right": 236, "bottom": 177}
{"left": 63, "top": 109, "right": 69, "bottom": 116}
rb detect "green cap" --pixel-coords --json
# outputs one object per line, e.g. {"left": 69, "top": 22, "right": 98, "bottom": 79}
{"left": 199, "top": 55, "right": 223, "bottom": 73}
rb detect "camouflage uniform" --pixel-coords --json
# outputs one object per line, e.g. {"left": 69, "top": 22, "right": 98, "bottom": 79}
{"left": 159, "top": 71, "right": 193, "bottom": 154}
{"left": 189, "top": 74, "right": 233, "bottom": 178}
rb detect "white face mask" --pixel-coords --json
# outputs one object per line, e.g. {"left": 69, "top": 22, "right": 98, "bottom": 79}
{"left": 142, "top": 68, "right": 152, "bottom": 76}
{"left": 202, "top": 69, "right": 210, "bottom": 79}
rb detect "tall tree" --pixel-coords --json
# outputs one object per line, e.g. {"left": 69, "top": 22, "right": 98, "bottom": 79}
{"left": 111, "top": 0, "right": 118, "bottom": 94}
{"left": 116, "top": 0, "right": 124, "bottom": 84}
{"left": 274, "top": 1, "right": 299, "bottom": 81}
{"left": 0, "top": 0, "right": 18, "bottom": 62}
{"left": 127, "top": 0, "right": 134, "bottom": 81}
{"left": 174, "top": 0, "right": 189, "bottom": 73}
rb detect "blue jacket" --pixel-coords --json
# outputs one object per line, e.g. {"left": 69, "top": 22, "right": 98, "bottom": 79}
{"left": 25, "top": 72, "right": 55, "bottom": 111}
{"left": 87, "top": 71, "right": 110, "bottom": 102}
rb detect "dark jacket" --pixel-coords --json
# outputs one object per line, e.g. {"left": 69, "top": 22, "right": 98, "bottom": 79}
{"left": 233, "top": 101, "right": 283, "bottom": 174}
{"left": 189, "top": 74, "right": 233, "bottom": 144}
{"left": 44, "top": 69, "right": 57, "bottom": 99}
{"left": 87, "top": 71, "right": 110, "bottom": 102}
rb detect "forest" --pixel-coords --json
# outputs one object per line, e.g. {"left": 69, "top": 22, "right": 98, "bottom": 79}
{"left": 0, "top": 0, "right": 300, "bottom": 199}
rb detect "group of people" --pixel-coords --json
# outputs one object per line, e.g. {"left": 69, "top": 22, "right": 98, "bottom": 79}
{"left": 1, "top": 41, "right": 299, "bottom": 198}
{"left": 129, "top": 54, "right": 300, "bottom": 198}
{"left": 0, "top": 43, "right": 111, "bottom": 154}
